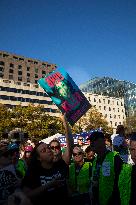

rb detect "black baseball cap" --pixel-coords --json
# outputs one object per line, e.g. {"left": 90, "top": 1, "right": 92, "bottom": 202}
{"left": 89, "top": 131, "right": 104, "bottom": 142}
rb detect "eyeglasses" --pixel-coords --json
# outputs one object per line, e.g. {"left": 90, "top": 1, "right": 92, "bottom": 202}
{"left": 50, "top": 145, "right": 60, "bottom": 150}
{"left": 78, "top": 139, "right": 83, "bottom": 141}
{"left": 73, "top": 152, "right": 82, "bottom": 157}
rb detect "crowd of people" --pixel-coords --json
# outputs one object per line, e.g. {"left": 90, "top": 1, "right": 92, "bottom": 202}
{"left": 0, "top": 114, "right": 136, "bottom": 205}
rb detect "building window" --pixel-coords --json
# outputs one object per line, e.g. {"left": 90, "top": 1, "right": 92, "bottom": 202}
{"left": 35, "top": 74, "right": 38, "bottom": 78}
{"left": 105, "top": 114, "right": 107, "bottom": 118}
{"left": 13, "top": 56, "right": 18, "bottom": 60}
{"left": 42, "top": 70, "right": 46, "bottom": 75}
{"left": 16, "top": 82, "right": 21, "bottom": 85}
{"left": 113, "top": 108, "right": 115, "bottom": 112}
{"left": 3, "top": 54, "right": 9, "bottom": 57}
{"left": 10, "top": 63, "right": 14, "bottom": 68}
{"left": 99, "top": 106, "right": 101, "bottom": 110}
{"left": 108, "top": 99, "right": 110, "bottom": 104}
{"left": 28, "top": 60, "right": 33, "bottom": 63}
{"left": 0, "top": 61, "right": 4, "bottom": 66}
{"left": 19, "top": 58, "right": 24, "bottom": 61}
{"left": 9, "top": 75, "right": 13, "bottom": 80}
{"left": 0, "top": 73, "right": 4, "bottom": 77}
{"left": 27, "top": 67, "right": 30, "bottom": 71}
{"left": 18, "top": 71, "right": 22, "bottom": 75}
{"left": 18, "top": 77, "right": 22, "bottom": 81}
{"left": 109, "top": 107, "right": 111, "bottom": 111}
{"left": 94, "top": 98, "right": 96, "bottom": 102}
{"left": 35, "top": 68, "right": 38, "bottom": 73}
{"left": 117, "top": 101, "right": 119, "bottom": 105}
{"left": 99, "top": 99, "right": 101, "bottom": 103}
{"left": 115, "top": 122, "right": 117, "bottom": 126}
{"left": 9, "top": 69, "right": 13, "bottom": 73}
{"left": 114, "top": 115, "right": 116, "bottom": 119}
{"left": 104, "top": 106, "right": 106, "bottom": 111}
{"left": 27, "top": 78, "right": 30, "bottom": 82}
{"left": 0, "top": 67, "right": 4, "bottom": 72}
{"left": 27, "top": 73, "right": 30, "bottom": 77}
{"left": 18, "top": 65, "right": 22, "bottom": 70}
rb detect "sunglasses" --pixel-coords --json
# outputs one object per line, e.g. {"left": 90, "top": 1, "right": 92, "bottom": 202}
{"left": 78, "top": 139, "right": 83, "bottom": 141}
{"left": 73, "top": 152, "right": 82, "bottom": 157}
{"left": 50, "top": 145, "right": 60, "bottom": 150}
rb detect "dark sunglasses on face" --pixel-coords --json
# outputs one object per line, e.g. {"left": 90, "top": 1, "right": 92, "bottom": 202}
{"left": 73, "top": 152, "right": 82, "bottom": 157}
{"left": 50, "top": 145, "right": 60, "bottom": 150}
{"left": 78, "top": 139, "right": 83, "bottom": 141}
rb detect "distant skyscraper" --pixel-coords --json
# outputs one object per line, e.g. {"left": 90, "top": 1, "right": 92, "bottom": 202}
{"left": 80, "top": 77, "right": 136, "bottom": 117}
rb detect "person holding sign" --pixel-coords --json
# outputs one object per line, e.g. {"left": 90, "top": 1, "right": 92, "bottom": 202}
{"left": 89, "top": 131, "right": 123, "bottom": 205}
{"left": 21, "top": 114, "right": 72, "bottom": 205}
{"left": 49, "top": 113, "right": 74, "bottom": 165}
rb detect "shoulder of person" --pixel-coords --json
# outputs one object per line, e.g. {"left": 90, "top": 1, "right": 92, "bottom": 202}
{"left": 54, "top": 158, "right": 68, "bottom": 168}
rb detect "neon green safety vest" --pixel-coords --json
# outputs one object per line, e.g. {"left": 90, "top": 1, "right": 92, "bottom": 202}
{"left": 118, "top": 163, "right": 132, "bottom": 205}
{"left": 92, "top": 151, "right": 118, "bottom": 205}
{"left": 69, "top": 162, "right": 91, "bottom": 194}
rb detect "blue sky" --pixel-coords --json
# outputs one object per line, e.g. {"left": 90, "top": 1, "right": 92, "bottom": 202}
{"left": 0, "top": 0, "right": 136, "bottom": 85}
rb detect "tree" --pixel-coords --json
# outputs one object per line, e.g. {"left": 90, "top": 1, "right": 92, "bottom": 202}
{"left": 124, "top": 115, "right": 136, "bottom": 134}
{"left": 10, "top": 104, "right": 63, "bottom": 140}
{"left": 73, "top": 106, "right": 113, "bottom": 134}
{"left": 0, "top": 104, "right": 13, "bottom": 137}
{"left": 0, "top": 104, "right": 64, "bottom": 141}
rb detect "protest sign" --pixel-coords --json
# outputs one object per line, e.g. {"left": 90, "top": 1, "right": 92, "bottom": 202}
{"left": 38, "top": 67, "right": 91, "bottom": 126}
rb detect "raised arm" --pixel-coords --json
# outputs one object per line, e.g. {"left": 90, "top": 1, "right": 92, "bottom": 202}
{"left": 61, "top": 113, "right": 74, "bottom": 165}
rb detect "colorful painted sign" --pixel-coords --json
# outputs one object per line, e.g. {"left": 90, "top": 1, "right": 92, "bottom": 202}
{"left": 38, "top": 67, "right": 91, "bottom": 126}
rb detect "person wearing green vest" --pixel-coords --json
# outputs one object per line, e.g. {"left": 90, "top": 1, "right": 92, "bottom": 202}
{"left": 68, "top": 146, "right": 92, "bottom": 205}
{"left": 118, "top": 132, "right": 136, "bottom": 205}
{"left": 89, "top": 131, "right": 123, "bottom": 205}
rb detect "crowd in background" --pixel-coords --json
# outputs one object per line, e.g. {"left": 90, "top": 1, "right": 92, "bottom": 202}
{"left": 0, "top": 114, "right": 136, "bottom": 205}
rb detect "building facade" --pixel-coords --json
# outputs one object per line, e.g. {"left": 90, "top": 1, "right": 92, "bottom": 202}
{"left": 84, "top": 92, "right": 126, "bottom": 132}
{"left": 80, "top": 77, "right": 136, "bottom": 117}
{"left": 0, "top": 51, "right": 127, "bottom": 129}
{"left": 0, "top": 78, "right": 59, "bottom": 116}
{"left": 0, "top": 51, "right": 56, "bottom": 84}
